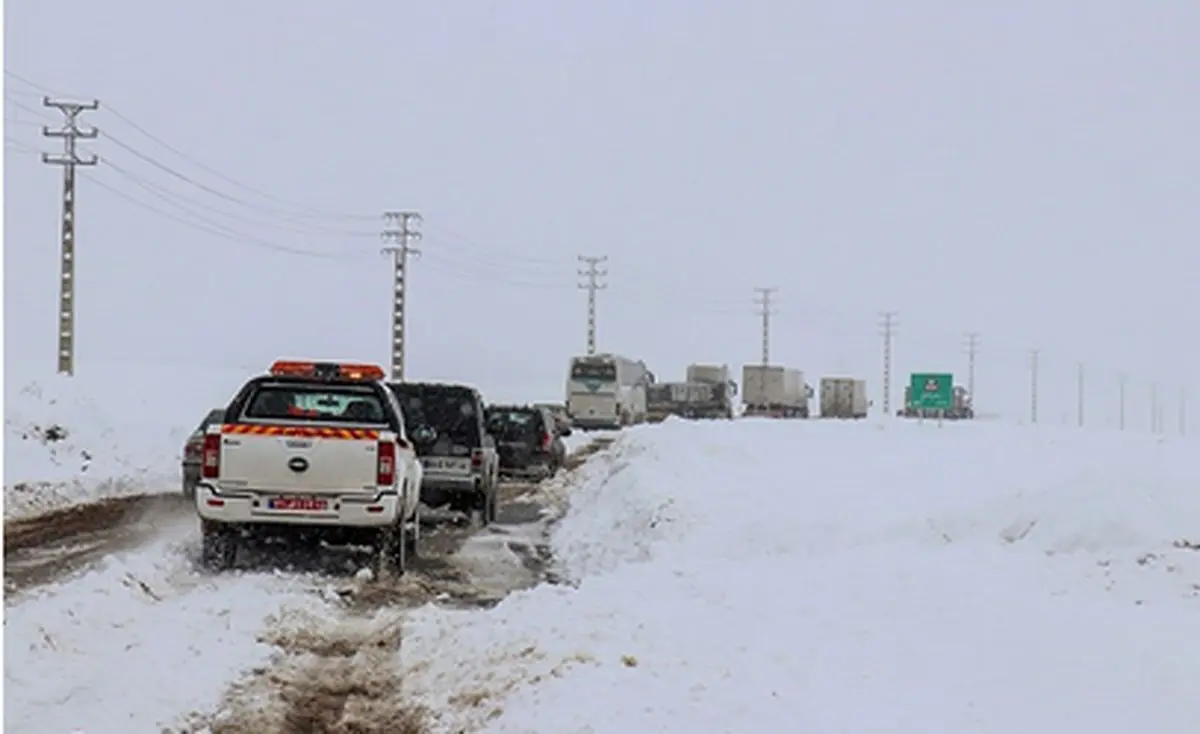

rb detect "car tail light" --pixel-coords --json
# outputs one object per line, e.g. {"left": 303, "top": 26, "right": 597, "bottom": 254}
{"left": 377, "top": 440, "right": 396, "bottom": 485}
{"left": 471, "top": 449, "right": 483, "bottom": 469}
{"left": 201, "top": 434, "right": 221, "bottom": 479}
{"left": 541, "top": 432, "right": 552, "bottom": 450}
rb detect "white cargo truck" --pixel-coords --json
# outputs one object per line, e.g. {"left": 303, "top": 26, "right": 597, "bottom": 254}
{"left": 819, "top": 377, "right": 869, "bottom": 419}
{"left": 741, "top": 364, "right": 810, "bottom": 418}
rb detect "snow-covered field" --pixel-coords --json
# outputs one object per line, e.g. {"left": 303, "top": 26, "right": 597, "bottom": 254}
{"left": 4, "top": 362, "right": 251, "bottom": 520}
{"left": 6, "top": 417, "right": 1199, "bottom": 732}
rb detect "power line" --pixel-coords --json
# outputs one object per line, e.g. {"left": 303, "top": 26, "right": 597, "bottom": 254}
{"left": 879, "top": 311, "right": 898, "bottom": 415}
{"left": 100, "top": 158, "right": 373, "bottom": 240}
{"left": 6, "top": 69, "right": 377, "bottom": 223}
{"left": 81, "top": 170, "right": 356, "bottom": 259}
{"left": 41, "top": 95, "right": 99, "bottom": 377}
{"left": 381, "top": 211, "right": 423, "bottom": 380}
{"left": 577, "top": 255, "right": 608, "bottom": 356}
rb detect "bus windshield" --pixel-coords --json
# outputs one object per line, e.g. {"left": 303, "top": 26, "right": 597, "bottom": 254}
{"left": 571, "top": 361, "right": 617, "bottom": 381}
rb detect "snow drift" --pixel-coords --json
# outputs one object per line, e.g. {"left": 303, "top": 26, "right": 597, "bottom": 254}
{"left": 4, "top": 361, "right": 251, "bottom": 520}
{"left": 395, "top": 418, "right": 1200, "bottom": 733}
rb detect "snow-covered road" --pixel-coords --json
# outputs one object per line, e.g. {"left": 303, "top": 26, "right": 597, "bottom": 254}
{"left": 7, "top": 414, "right": 1200, "bottom": 733}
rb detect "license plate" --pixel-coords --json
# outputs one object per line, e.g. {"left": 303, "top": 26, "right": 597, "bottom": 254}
{"left": 268, "top": 496, "right": 329, "bottom": 511}
{"left": 423, "top": 458, "right": 469, "bottom": 471}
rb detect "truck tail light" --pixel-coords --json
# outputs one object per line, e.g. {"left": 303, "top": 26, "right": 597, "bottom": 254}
{"left": 471, "top": 449, "right": 483, "bottom": 469}
{"left": 541, "top": 431, "right": 552, "bottom": 450}
{"left": 377, "top": 440, "right": 396, "bottom": 486}
{"left": 201, "top": 434, "right": 221, "bottom": 479}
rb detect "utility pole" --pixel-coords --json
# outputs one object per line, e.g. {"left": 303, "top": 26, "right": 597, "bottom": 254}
{"left": 42, "top": 96, "right": 99, "bottom": 376}
{"left": 1029, "top": 349, "right": 1040, "bottom": 424}
{"left": 577, "top": 255, "right": 608, "bottom": 355}
{"left": 380, "top": 211, "right": 422, "bottom": 381}
{"left": 753, "top": 287, "right": 778, "bottom": 365}
{"left": 879, "top": 311, "right": 898, "bottom": 415}
{"left": 963, "top": 332, "right": 979, "bottom": 402}
{"left": 1076, "top": 362, "right": 1085, "bottom": 428}
{"left": 1118, "top": 372, "right": 1127, "bottom": 431}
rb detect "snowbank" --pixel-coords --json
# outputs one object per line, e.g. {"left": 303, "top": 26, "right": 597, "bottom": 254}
{"left": 2, "top": 522, "right": 338, "bottom": 733}
{"left": 399, "top": 418, "right": 1200, "bottom": 733}
{"left": 4, "top": 361, "right": 251, "bottom": 520}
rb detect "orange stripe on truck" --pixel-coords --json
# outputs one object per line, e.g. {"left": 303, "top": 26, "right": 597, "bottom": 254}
{"left": 219, "top": 424, "right": 380, "bottom": 440}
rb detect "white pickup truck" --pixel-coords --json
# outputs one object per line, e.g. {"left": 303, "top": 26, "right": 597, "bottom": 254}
{"left": 193, "top": 360, "right": 423, "bottom": 574}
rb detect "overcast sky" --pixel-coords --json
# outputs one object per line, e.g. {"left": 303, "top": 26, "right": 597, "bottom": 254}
{"left": 5, "top": 0, "right": 1198, "bottom": 424}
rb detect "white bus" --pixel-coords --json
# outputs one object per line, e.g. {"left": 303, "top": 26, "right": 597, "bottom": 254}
{"left": 565, "top": 353, "right": 654, "bottom": 429}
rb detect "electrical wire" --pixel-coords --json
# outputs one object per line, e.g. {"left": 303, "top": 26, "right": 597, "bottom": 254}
{"left": 102, "top": 157, "right": 376, "bottom": 240}
{"left": 81, "top": 169, "right": 365, "bottom": 260}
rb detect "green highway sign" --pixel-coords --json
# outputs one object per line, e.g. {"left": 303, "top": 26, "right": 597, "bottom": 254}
{"left": 909, "top": 372, "right": 953, "bottom": 411}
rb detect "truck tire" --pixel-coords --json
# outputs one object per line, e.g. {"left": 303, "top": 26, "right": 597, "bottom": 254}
{"left": 471, "top": 487, "right": 497, "bottom": 526}
{"left": 405, "top": 505, "right": 421, "bottom": 559}
{"left": 373, "top": 525, "right": 407, "bottom": 577}
{"left": 200, "top": 521, "right": 236, "bottom": 571}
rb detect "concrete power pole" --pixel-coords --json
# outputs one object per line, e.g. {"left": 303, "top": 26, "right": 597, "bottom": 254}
{"left": 577, "top": 255, "right": 608, "bottom": 355}
{"left": 42, "top": 96, "right": 99, "bottom": 376}
{"left": 879, "top": 312, "right": 898, "bottom": 415}
{"left": 753, "top": 287, "right": 778, "bottom": 365}
{"left": 1029, "top": 349, "right": 1040, "bottom": 424}
{"left": 1118, "top": 372, "right": 1127, "bottom": 431}
{"left": 964, "top": 332, "right": 979, "bottom": 403}
{"left": 380, "top": 211, "right": 422, "bottom": 381}
{"left": 1076, "top": 362, "right": 1085, "bottom": 428}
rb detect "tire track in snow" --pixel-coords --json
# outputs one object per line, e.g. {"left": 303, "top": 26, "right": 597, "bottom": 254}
{"left": 4, "top": 493, "right": 194, "bottom": 597}
{"left": 179, "top": 438, "right": 615, "bottom": 734}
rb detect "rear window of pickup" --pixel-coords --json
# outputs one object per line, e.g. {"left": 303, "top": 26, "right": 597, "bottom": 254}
{"left": 241, "top": 382, "right": 387, "bottom": 425}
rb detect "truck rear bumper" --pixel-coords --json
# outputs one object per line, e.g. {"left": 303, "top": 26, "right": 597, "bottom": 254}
{"left": 419, "top": 474, "right": 480, "bottom": 495}
{"left": 194, "top": 483, "right": 402, "bottom": 527}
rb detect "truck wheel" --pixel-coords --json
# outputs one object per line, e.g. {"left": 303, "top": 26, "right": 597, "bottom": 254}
{"left": 405, "top": 505, "right": 421, "bottom": 559}
{"left": 200, "top": 521, "right": 236, "bottom": 571}
{"left": 374, "top": 525, "right": 407, "bottom": 577}
{"left": 476, "top": 488, "right": 497, "bottom": 526}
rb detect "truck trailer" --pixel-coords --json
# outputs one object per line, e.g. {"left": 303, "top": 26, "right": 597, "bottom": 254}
{"left": 819, "top": 377, "right": 869, "bottom": 419}
{"left": 741, "top": 364, "right": 810, "bottom": 418}
{"left": 645, "top": 364, "right": 737, "bottom": 421}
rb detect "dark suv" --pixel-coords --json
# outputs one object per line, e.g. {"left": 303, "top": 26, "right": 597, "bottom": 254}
{"left": 485, "top": 404, "right": 571, "bottom": 481}
{"left": 387, "top": 381, "right": 500, "bottom": 524}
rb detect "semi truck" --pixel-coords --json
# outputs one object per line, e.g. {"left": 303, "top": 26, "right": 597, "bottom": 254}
{"left": 818, "top": 377, "right": 869, "bottom": 419}
{"left": 741, "top": 364, "right": 811, "bottom": 418}
{"left": 646, "top": 364, "right": 738, "bottom": 421}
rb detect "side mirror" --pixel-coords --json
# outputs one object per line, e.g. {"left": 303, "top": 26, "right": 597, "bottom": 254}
{"left": 558, "top": 426, "right": 573, "bottom": 438}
